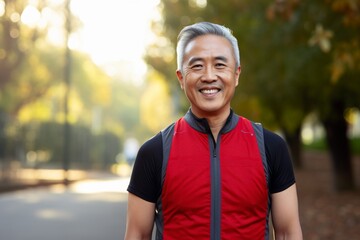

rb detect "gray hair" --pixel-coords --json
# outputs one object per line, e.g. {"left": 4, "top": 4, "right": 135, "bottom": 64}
{"left": 176, "top": 22, "right": 240, "bottom": 71}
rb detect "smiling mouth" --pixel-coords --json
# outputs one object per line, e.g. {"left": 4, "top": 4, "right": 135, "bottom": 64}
{"left": 200, "top": 89, "right": 220, "bottom": 94}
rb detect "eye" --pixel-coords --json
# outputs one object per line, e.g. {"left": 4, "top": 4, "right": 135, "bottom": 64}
{"left": 191, "top": 64, "right": 203, "bottom": 70}
{"left": 215, "top": 62, "right": 226, "bottom": 68}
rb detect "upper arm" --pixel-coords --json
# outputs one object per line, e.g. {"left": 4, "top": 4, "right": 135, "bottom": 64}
{"left": 125, "top": 134, "right": 162, "bottom": 239}
{"left": 124, "top": 193, "right": 155, "bottom": 240}
{"left": 264, "top": 129, "right": 296, "bottom": 194}
{"left": 271, "top": 184, "right": 303, "bottom": 240}
{"left": 127, "top": 133, "right": 162, "bottom": 203}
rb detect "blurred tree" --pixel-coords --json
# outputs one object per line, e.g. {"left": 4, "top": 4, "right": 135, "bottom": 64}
{"left": 266, "top": 0, "right": 360, "bottom": 190}
{"left": 0, "top": 0, "right": 26, "bottom": 90}
{"left": 146, "top": 0, "right": 360, "bottom": 190}
{"left": 0, "top": 0, "right": 130, "bottom": 173}
{"left": 0, "top": 46, "right": 62, "bottom": 114}
{"left": 0, "top": 0, "right": 74, "bottom": 111}
{"left": 0, "top": 0, "right": 57, "bottom": 172}
{"left": 6, "top": 49, "right": 140, "bottom": 170}
{"left": 100, "top": 77, "right": 144, "bottom": 143}
{"left": 140, "top": 69, "right": 174, "bottom": 134}
{"left": 16, "top": 51, "right": 113, "bottom": 124}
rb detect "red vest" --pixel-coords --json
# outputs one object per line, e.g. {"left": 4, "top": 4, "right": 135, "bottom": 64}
{"left": 156, "top": 112, "right": 270, "bottom": 240}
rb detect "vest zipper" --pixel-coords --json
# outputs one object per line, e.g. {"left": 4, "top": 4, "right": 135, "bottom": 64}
{"left": 210, "top": 135, "right": 221, "bottom": 240}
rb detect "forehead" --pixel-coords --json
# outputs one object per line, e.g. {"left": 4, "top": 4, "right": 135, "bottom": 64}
{"left": 184, "top": 34, "right": 234, "bottom": 61}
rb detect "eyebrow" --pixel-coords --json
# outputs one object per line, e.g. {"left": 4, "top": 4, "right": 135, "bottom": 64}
{"left": 188, "top": 57, "right": 203, "bottom": 66}
{"left": 214, "top": 56, "right": 228, "bottom": 62}
{"left": 188, "top": 56, "right": 229, "bottom": 66}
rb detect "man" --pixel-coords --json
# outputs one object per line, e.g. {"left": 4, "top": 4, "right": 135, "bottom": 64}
{"left": 125, "top": 22, "right": 302, "bottom": 240}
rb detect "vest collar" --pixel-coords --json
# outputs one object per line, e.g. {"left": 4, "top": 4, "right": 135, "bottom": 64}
{"left": 184, "top": 108, "right": 239, "bottom": 134}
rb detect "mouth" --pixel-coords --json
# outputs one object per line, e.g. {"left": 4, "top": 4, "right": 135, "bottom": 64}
{"left": 199, "top": 88, "right": 220, "bottom": 95}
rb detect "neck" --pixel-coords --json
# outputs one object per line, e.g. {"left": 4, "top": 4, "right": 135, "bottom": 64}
{"left": 192, "top": 108, "right": 231, "bottom": 141}
{"left": 208, "top": 116, "right": 228, "bottom": 141}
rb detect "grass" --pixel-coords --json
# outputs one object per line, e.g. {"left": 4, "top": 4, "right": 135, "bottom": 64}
{"left": 351, "top": 137, "right": 360, "bottom": 155}
{"left": 303, "top": 137, "right": 360, "bottom": 155}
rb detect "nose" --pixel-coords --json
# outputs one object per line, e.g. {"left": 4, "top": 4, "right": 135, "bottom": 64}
{"left": 201, "top": 66, "right": 217, "bottom": 82}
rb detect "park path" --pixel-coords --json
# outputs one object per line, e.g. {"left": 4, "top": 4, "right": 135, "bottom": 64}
{"left": 0, "top": 174, "right": 130, "bottom": 240}
{"left": 296, "top": 151, "right": 360, "bottom": 240}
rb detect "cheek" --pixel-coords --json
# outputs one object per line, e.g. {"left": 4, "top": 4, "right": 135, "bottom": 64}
{"left": 183, "top": 73, "right": 198, "bottom": 86}
{"left": 222, "top": 71, "right": 238, "bottom": 83}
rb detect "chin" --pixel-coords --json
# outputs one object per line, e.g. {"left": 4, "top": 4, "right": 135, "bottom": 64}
{"left": 197, "top": 106, "right": 226, "bottom": 115}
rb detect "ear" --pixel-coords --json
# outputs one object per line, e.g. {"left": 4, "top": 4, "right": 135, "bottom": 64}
{"left": 235, "top": 65, "right": 241, "bottom": 87}
{"left": 176, "top": 70, "right": 184, "bottom": 89}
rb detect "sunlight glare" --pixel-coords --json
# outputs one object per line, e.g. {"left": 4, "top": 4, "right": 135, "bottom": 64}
{"left": 0, "top": 0, "right": 5, "bottom": 17}
{"left": 70, "top": 178, "right": 130, "bottom": 194}
{"left": 70, "top": 0, "right": 160, "bottom": 83}
{"left": 21, "top": 5, "right": 41, "bottom": 27}
{"left": 36, "top": 209, "right": 72, "bottom": 220}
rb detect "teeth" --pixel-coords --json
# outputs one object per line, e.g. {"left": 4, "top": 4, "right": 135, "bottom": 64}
{"left": 201, "top": 89, "right": 218, "bottom": 94}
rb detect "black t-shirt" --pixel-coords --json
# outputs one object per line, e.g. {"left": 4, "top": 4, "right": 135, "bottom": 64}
{"left": 127, "top": 128, "right": 296, "bottom": 203}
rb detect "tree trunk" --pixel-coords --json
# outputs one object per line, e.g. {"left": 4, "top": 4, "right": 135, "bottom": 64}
{"left": 322, "top": 101, "right": 354, "bottom": 191}
{"left": 283, "top": 127, "right": 303, "bottom": 169}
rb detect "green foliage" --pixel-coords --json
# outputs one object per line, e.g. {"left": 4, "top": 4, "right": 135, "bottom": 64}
{"left": 351, "top": 137, "right": 360, "bottom": 155}
{"left": 303, "top": 138, "right": 327, "bottom": 151}
{"left": 0, "top": 0, "right": 63, "bottom": 114}
{"left": 0, "top": 46, "right": 63, "bottom": 114}
{"left": 20, "top": 121, "right": 121, "bottom": 169}
{"left": 0, "top": 0, "right": 28, "bottom": 90}
{"left": 0, "top": 0, "right": 145, "bottom": 172}
{"left": 303, "top": 137, "right": 360, "bottom": 156}
{"left": 71, "top": 52, "right": 112, "bottom": 108}
{"left": 103, "top": 80, "right": 141, "bottom": 135}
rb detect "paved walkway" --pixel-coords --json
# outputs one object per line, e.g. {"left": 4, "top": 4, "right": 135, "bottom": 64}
{"left": 0, "top": 175, "right": 130, "bottom": 240}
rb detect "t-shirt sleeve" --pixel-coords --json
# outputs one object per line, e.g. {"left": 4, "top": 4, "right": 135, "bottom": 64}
{"left": 127, "top": 133, "right": 162, "bottom": 203}
{"left": 263, "top": 129, "right": 296, "bottom": 194}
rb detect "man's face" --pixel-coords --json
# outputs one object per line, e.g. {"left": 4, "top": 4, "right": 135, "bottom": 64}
{"left": 176, "top": 34, "right": 241, "bottom": 118}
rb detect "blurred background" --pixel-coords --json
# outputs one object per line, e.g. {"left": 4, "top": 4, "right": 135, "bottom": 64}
{"left": 0, "top": 0, "right": 359, "bottom": 239}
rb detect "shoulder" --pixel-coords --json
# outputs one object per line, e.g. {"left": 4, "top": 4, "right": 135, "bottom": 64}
{"left": 139, "top": 132, "right": 162, "bottom": 155}
{"left": 262, "top": 128, "right": 291, "bottom": 160}
{"left": 263, "top": 128, "right": 287, "bottom": 148}
{"left": 135, "top": 133, "right": 163, "bottom": 167}
{"left": 262, "top": 127, "right": 295, "bottom": 193}
{"left": 262, "top": 127, "right": 290, "bottom": 161}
